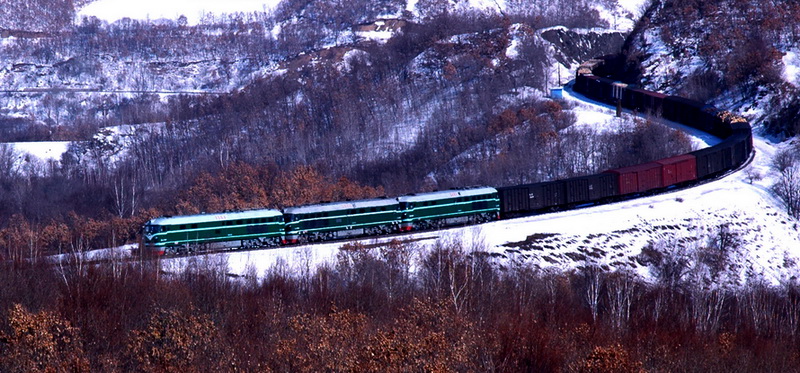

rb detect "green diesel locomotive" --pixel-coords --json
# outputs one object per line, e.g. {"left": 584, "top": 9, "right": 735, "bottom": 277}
{"left": 141, "top": 187, "right": 500, "bottom": 255}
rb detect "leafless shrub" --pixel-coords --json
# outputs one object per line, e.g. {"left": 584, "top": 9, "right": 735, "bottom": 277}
{"left": 744, "top": 168, "right": 762, "bottom": 184}
{"left": 772, "top": 148, "right": 797, "bottom": 173}
{"left": 772, "top": 165, "right": 800, "bottom": 219}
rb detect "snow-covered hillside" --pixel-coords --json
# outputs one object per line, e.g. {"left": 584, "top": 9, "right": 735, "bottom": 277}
{"left": 24, "top": 0, "right": 795, "bottom": 290}
{"left": 77, "top": 0, "right": 648, "bottom": 30}
{"left": 78, "top": 0, "right": 282, "bottom": 25}
{"left": 626, "top": 0, "right": 800, "bottom": 138}
{"left": 129, "top": 85, "right": 797, "bottom": 289}
{"left": 1, "top": 25, "right": 629, "bottom": 177}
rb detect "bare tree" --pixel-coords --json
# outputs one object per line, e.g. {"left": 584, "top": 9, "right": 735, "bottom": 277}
{"left": 772, "top": 165, "right": 800, "bottom": 219}
{"left": 604, "top": 270, "right": 638, "bottom": 330}
{"left": 111, "top": 163, "right": 139, "bottom": 218}
{"left": 690, "top": 287, "right": 726, "bottom": 334}
{"left": 582, "top": 265, "right": 604, "bottom": 322}
{"left": 0, "top": 144, "right": 19, "bottom": 187}
{"left": 772, "top": 148, "right": 797, "bottom": 173}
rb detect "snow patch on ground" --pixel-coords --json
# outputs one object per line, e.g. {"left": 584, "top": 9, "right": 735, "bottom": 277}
{"left": 355, "top": 30, "right": 395, "bottom": 43}
{"left": 6, "top": 141, "right": 71, "bottom": 174}
{"left": 52, "top": 244, "right": 137, "bottom": 263}
{"left": 784, "top": 49, "right": 800, "bottom": 87}
{"left": 10, "top": 141, "right": 70, "bottom": 163}
{"left": 617, "top": 0, "right": 650, "bottom": 18}
{"left": 466, "top": 0, "right": 505, "bottom": 13}
{"left": 506, "top": 38, "right": 519, "bottom": 59}
{"left": 337, "top": 49, "right": 371, "bottom": 73}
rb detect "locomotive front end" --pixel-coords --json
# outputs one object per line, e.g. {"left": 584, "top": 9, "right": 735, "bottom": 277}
{"left": 140, "top": 222, "right": 167, "bottom": 256}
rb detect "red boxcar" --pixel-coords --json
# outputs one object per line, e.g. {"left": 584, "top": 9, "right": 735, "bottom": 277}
{"left": 604, "top": 162, "right": 663, "bottom": 195}
{"left": 655, "top": 154, "right": 697, "bottom": 186}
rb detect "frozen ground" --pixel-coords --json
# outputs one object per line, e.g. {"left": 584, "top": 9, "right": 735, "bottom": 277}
{"left": 142, "top": 84, "right": 800, "bottom": 288}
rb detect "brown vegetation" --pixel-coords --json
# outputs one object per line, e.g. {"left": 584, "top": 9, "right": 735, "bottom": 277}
{"left": 0, "top": 240, "right": 797, "bottom": 371}
{"left": 0, "top": 161, "right": 383, "bottom": 257}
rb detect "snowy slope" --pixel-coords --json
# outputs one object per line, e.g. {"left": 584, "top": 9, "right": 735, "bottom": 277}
{"left": 78, "top": 0, "right": 282, "bottom": 25}
{"left": 143, "top": 83, "right": 800, "bottom": 289}
{"left": 6, "top": 141, "right": 71, "bottom": 175}
{"left": 61, "top": 0, "right": 800, "bottom": 288}
{"left": 10, "top": 141, "right": 70, "bottom": 162}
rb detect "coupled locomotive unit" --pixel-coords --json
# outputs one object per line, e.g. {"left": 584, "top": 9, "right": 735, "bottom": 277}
{"left": 141, "top": 57, "right": 753, "bottom": 255}
{"left": 142, "top": 208, "right": 285, "bottom": 255}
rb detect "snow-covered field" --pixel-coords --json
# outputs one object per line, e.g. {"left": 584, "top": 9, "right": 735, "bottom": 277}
{"left": 132, "top": 84, "right": 798, "bottom": 288}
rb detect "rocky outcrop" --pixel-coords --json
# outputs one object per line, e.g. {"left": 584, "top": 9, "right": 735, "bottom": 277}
{"left": 540, "top": 27, "right": 626, "bottom": 67}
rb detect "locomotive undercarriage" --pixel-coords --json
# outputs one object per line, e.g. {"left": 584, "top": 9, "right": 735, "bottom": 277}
{"left": 413, "top": 212, "right": 496, "bottom": 230}
{"left": 241, "top": 236, "right": 282, "bottom": 250}
{"left": 296, "top": 223, "right": 399, "bottom": 244}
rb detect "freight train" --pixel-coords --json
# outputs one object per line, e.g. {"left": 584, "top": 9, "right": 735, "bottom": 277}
{"left": 140, "top": 57, "right": 753, "bottom": 255}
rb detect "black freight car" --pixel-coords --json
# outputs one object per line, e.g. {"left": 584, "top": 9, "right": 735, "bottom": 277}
{"left": 663, "top": 96, "right": 716, "bottom": 134}
{"left": 691, "top": 145, "right": 727, "bottom": 179}
{"left": 596, "top": 77, "right": 617, "bottom": 105}
{"left": 497, "top": 180, "right": 568, "bottom": 216}
{"left": 627, "top": 88, "right": 667, "bottom": 115}
{"left": 562, "top": 173, "right": 618, "bottom": 206}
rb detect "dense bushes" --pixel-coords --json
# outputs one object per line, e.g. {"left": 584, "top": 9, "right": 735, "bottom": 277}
{"left": 628, "top": 0, "right": 797, "bottom": 134}
{"left": 0, "top": 162, "right": 383, "bottom": 258}
{"left": 634, "top": 0, "right": 787, "bottom": 94}
{"left": 0, "top": 240, "right": 799, "bottom": 371}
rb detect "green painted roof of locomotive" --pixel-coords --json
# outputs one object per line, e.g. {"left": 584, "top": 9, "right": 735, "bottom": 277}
{"left": 283, "top": 198, "right": 399, "bottom": 215}
{"left": 397, "top": 187, "right": 498, "bottom": 203}
{"left": 146, "top": 208, "right": 283, "bottom": 226}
